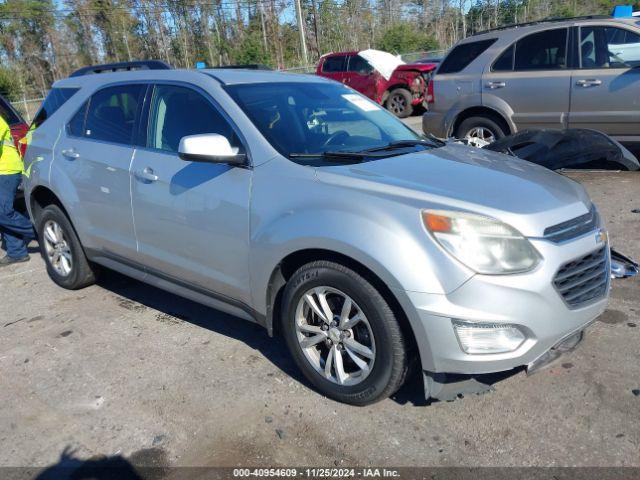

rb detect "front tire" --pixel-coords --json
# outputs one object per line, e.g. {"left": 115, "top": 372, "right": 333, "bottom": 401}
{"left": 281, "top": 261, "right": 408, "bottom": 405}
{"left": 37, "top": 204, "right": 97, "bottom": 289}
{"left": 456, "top": 115, "right": 507, "bottom": 146}
{"left": 385, "top": 88, "right": 414, "bottom": 118}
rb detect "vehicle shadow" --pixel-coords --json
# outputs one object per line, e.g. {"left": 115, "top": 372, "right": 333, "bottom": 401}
{"left": 33, "top": 445, "right": 168, "bottom": 480}
{"left": 96, "top": 269, "right": 310, "bottom": 389}
{"left": 97, "top": 269, "right": 524, "bottom": 408}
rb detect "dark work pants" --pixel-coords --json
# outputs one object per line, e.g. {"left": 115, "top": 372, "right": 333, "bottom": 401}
{"left": 0, "top": 173, "right": 35, "bottom": 258}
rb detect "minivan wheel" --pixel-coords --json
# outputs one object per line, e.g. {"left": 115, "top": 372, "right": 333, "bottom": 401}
{"left": 37, "top": 204, "right": 97, "bottom": 289}
{"left": 281, "top": 261, "right": 408, "bottom": 405}
{"left": 385, "top": 88, "right": 413, "bottom": 118}
{"left": 456, "top": 115, "right": 507, "bottom": 147}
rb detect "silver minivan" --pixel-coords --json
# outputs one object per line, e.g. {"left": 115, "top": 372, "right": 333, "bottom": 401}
{"left": 23, "top": 64, "right": 609, "bottom": 405}
{"left": 423, "top": 16, "right": 640, "bottom": 147}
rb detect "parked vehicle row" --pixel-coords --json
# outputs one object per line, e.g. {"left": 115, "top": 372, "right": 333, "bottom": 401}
{"left": 424, "top": 15, "right": 640, "bottom": 148}
{"left": 22, "top": 61, "right": 609, "bottom": 405}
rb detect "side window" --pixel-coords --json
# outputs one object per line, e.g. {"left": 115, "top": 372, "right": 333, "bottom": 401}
{"left": 514, "top": 29, "right": 568, "bottom": 70}
{"left": 582, "top": 26, "right": 640, "bottom": 68}
{"left": 67, "top": 101, "right": 88, "bottom": 137}
{"left": 492, "top": 45, "right": 514, "bottom": 71}
{"left": 0, "top": 98, "right": 21, "bottom": 125}
{"left": 147, "top": 85, "right": 237, "bottom": 153}
{"left": 438, "top": 39, "right": 497, "bottom": 74}
{"left": 32, "top": 88, "right": 80, "bottom": 129}
{"left": 83, "top": 84, "right": 145, "bottom": 144}
{"left": 322, "top": 55, "right": 347, "bottom": 73}
{"left": 348, "top": 55, "right": 373, "bottom": 74}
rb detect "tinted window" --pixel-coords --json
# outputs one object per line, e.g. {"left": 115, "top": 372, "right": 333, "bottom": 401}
{"left": 147, "top": 85, "right": 237, "bottom": 153}
{"left": 322, "top": 55, "right": 347, "bottom": 72}
{"left": 438, "top": 39, "right": 497, "bottom": 74}
{"left": 348, "top": 55, "right": 373, "bottom": 74}
{"left": 32, "top": 88, "right": 80, "bottom": 129}
{"left": 0, "top": 97, "right": 21, "bottom": 125}
{"left": 67, "top": 101, "right": 88, "bottom": 137}
{"left": 581, "top": 26, "right": 640, "bottom": 68}
{"left": 84, "top": 84, "right": 145, "bottom": 144}
{"left": 492, "top": 45, "right": 514, "bottom": 71}
{"left": 514, "top": 29, "right": 567, "bottom": 70}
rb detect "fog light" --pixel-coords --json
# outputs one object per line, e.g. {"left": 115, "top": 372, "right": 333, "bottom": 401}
{"left": 452, "top": 320, "right": 525, "bottom": 354}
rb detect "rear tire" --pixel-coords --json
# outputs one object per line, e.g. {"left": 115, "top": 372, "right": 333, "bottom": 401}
{"left": 37, "top": 204, "right": 97, "bottom": 290}
{"left": 281, "top": 261, "right": 408, "bottom": 405}
{"left": 385, "top": 88, "right": 414, "bottom": 118}
{"left": 456, "top": 115, "right": 507, "bottom": 146}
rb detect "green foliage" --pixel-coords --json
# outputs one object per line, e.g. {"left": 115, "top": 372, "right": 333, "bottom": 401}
{"left": 232, "top": 30, "right": 273, "bottom": 66}
{"left": 376, "top": 24, "right": 439, "bottom": 54}
{"left": 0, "top": 67, "right": 20, "bottom": 99}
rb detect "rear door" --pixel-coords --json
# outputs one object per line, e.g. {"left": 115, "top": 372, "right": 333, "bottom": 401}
{"left": 569, "top": 24, "right": 640, "bottom": 139}
{"left": 482, "top": 28, "right": 572, "bottom": 130}
{"left": 318, "top": 54, "right": 349, "bottom": 85}
{"left": 130, "top": 83, "right": 252, "bottom": 305}
{"left": 52, "top": 83, "right": 145, "bottom": 259}
{"left": 345, "top": 55, "right": 377, "bottom": 99}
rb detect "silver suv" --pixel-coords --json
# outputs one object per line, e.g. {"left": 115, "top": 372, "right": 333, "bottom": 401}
{"left": 24, "top": 63, "right": 609, "bottom": 405}
{"left": 423, "top": 15, "right": 640, "bottom": 147}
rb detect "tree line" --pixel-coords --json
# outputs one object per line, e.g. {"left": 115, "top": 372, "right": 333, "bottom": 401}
{"left": 0, "top": 0, "right": 629, "bottom": 100}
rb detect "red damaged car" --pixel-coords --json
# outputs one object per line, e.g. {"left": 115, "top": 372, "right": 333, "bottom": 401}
{"left": 316, "top": 49, "right": 437, "bottom": 118}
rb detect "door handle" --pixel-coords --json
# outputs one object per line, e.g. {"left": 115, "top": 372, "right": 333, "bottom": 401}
{"left": 61, "top": 148, "right": 80, "bottom": 159}
{"left": 135, "top": 167, "right": 158, "bottom": 183}
{"left": 576, "top": 79, "right": 602, "bottom": 87}
{"left": 486, "top": 81, "right": 506, "bottom": 89}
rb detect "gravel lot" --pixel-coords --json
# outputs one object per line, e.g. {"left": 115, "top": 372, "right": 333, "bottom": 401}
{"left": 0, "top": 125, "right": 638, "bottom": 472}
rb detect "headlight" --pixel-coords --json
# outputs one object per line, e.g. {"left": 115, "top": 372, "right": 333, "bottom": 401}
{"left": 422, "top": 210, "right": 541, "bottom": 274}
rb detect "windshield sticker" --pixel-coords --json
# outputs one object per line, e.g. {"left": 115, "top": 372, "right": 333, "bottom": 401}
{"left": 342, "top": 94, "right": 380, "bottom": 112}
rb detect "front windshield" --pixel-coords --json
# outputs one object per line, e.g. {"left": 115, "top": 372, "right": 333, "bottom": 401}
{"left": 225, "top": 81, "right": 427, "bottom": 162}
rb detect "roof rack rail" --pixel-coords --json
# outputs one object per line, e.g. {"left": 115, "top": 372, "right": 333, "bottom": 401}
{"left": 70, "top": 60, "right": 172, "bottom": 77}
{"left": 210, "top": 64, "right": 272, "bottom": 70}
{"left": 471, "top": 15, "right": 611, "bottom": 36}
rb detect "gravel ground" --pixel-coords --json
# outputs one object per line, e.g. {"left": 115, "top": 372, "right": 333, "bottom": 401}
{"left": 0, "top": 147, "right": 638, "bottom": 472}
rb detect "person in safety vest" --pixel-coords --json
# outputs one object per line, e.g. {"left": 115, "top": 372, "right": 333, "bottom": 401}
{"left": 0, "top": 114, "right": 35, "bottom": 266}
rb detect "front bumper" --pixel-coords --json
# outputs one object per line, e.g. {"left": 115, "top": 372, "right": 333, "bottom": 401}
{"left": 405, "top": 232, "right": 609, "bottom": 376}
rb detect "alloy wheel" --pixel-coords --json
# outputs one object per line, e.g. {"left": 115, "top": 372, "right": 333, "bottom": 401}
{"left": 464, "top": 126, "right": 496, "bottom": 147}
{"left": 388, "top": 93, "right": 407, "bottom": 116}
{"left": 43, "top": 220, "right": 73, "bottom": 277}
{"left": 295, "top": 286, "right": 376, "bottom": 386}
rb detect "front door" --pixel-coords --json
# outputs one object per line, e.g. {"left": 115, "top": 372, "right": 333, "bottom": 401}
{"left": 569, "top": 25, "right": 640, "bottom": 140}
{"left": 345, "top": 55, "right": 377, "bottom": 100}
{"left": 52, "top": 83, "right": 145, "bottom": 258}
{"left": 130, "top": 84, "right": 252, "bottom": 304}
{"left": 482, "top": 28, "right": 572, "bottom": 130}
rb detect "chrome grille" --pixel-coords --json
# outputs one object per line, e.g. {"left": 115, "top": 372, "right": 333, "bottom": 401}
{"left": 544, "top": 207, "right": 598, "bottom": 243}
{"left": 553, "top": 247, "right": 608, "bottom": 308}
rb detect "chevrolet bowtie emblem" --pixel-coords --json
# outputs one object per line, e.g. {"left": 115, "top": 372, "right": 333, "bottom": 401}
{"left": 596, "top": 229, "right": 608, "bottom": 244}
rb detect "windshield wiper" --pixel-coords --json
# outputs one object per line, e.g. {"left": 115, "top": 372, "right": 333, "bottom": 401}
{"left": 361, "top": 137, "right": 444, "bottom": 153}
{"left": 289, "top": 150, "right": 373, "bottom": 162}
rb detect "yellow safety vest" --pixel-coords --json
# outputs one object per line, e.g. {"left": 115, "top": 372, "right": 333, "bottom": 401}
{"left": 0, "top": 116, "right": 22, "bottom": 175}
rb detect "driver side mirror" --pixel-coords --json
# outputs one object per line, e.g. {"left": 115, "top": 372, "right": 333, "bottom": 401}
{"left": 178, "top": 133, "right": 247, "bottom": 166}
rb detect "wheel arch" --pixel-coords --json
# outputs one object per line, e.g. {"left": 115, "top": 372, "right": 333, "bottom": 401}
{"left": 452, "top": 106, "right": 512, "bottom": 138}
{"left": 265, "top": 248, "right": 420, "bottom": 364}
{"left": 29, "top": 185, "right": 71, "bottom": 225}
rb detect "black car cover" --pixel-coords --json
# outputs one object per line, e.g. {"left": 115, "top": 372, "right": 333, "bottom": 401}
{"left": 484, "top": 128, "right": 640, "bottom": 171}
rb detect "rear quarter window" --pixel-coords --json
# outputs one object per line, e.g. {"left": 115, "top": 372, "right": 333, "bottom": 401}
{"left": 438, "top": 39, "right": 497, "bottom": 74}
{"left": 32, "top": 87, "right": 80, "bottom": 129}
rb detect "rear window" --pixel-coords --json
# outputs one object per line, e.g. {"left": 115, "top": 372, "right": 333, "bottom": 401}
{"left": 32, "top": 87, "right": 80, "bottom": 129}
{"left": 438, "top": 39, "right": 497, "bottom": 74}
{"left": 322, "top": 55, "right": 347, "bottom": 72}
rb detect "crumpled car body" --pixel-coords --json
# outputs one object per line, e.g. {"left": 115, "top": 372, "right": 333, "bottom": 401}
{"left": 316, "top": 49, "right": 437, "bottom": 117}
{"left": 483, "top": 128, "right": 640, "bottom": 171}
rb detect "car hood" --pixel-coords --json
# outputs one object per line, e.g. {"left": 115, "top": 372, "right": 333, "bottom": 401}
{"left": 316, "top": 143, "right": 593, "bottom": 237}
